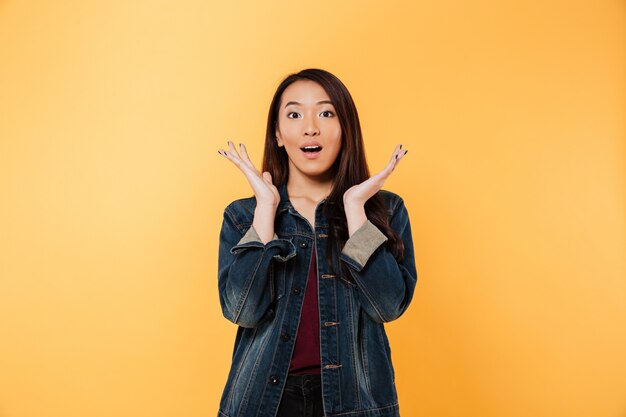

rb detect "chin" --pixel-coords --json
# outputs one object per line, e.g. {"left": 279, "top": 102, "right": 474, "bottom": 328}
{"left": 306, "top": 168, "right": 336, "bottom": 180}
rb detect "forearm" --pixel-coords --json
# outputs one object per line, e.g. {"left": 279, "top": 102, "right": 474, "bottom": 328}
{"left": 252, "top": 204, "right": 278, "bottom": 244}
{"left": 344, "top": 202, "right": 367, "bottom": 237}
{"left": 218, "top": 206, "right": 296, "bottom": 327}
{"left": 340, "top": 199, "right": 418, "bottom": 323}
{"left": 341, "top": 246, "right": 415, "bottom": 323}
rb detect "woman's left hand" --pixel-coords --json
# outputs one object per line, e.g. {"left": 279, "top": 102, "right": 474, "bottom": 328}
{"left": 343, "top": 144, "right": 408, "bottom": 207}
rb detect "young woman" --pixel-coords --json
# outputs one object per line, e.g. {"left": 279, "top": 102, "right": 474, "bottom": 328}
{"left": 216, "top": 68, "right": 417, "bottom": 417}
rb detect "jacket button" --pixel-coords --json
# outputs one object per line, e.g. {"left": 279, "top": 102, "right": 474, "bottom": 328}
{"left": 269, "top": 375, "right": 279, "bottom": 385}
{"left": 292, "top": 287, "right": 301, "bottom": 295}
{"left": 299, "top": 241, "right": 308, "bottom": 248}
{"left": 280, "top": 333, "right": 290, "bottom": 342}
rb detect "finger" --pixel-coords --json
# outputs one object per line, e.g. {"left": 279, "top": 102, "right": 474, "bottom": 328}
{"left": 219, "top": 141, "right": 258, "bottom": 178}
{"left": 218, "top": 143, "right": 241, "bottom": 166}
{"left": 218, "top": 140, "right": 237, "bottom": 158}
{"left": 227, "top": 140, "right": 241, "bottom": 160}
{"left": 238, "top": 143, "right": 257, "bottom": 171}
{"left": 395, "top": 148, "right": 408, "bottom": 163}
{"left": 229, "top": 141, "right": 262, "bottom": 177}
{"left": 389, "top": 144, "right": 402, "bottom": 162}
{"left": 392, "top": 145, "right": 409, "bottom": 168}
{"left": 382, "top": 144, "right": 401, "bottom": 171}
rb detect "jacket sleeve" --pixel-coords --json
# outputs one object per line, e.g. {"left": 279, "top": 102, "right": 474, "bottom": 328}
{"left": 339, "top": 197, "right": 417, "bottom": 323}
{"left": 218, "top": 205, "right": 296, "bottom": 328}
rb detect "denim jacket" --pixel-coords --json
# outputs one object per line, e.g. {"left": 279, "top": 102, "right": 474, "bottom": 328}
{"left": 217, "top": 182, "right": 418, "bottom": 417}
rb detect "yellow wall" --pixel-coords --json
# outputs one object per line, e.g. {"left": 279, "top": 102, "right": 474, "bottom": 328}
{"left": 0, "top": 1, "right": 624, "bottom": 416}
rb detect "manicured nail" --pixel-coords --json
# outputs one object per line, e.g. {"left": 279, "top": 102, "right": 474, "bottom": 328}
{"left": 395, "top": 154, "right": 398, "bottom": 159}
{"left": 404, "top": 150, "right": 408, "bottom": 155}
{"left": 400, "top": 144, "right": 403, "bottom": 149}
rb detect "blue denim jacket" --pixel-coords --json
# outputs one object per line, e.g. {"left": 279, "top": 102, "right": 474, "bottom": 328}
{"left": 217, "top": 182, "right": 418, "bottom": 417}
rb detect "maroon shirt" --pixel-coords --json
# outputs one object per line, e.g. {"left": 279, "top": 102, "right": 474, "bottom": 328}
{"left": 288, "top": 245, "right": 321, "bottom": 375}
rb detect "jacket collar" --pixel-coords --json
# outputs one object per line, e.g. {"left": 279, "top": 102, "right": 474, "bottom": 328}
{"left": 277, "top": 183, "right": 291, "bottom": 213}
{"left": 276, "top": 182, "right": 329, "bottom": 214}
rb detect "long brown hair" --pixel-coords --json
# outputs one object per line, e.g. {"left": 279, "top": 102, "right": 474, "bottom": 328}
{"left": 262, "top": 68, "right": 404, "bottom": 273}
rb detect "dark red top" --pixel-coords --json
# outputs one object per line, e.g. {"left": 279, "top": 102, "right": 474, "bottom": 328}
{"left": 288, "top": 245, "right": 321, "bottom": 375}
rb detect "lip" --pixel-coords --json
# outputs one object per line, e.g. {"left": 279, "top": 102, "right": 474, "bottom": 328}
{"left": 300, "top": 141, "right": 323, "bottom": 159}
{"left": 300, "top": 140, "right": 323, "bottom": 149}
{"left": 301, "top": 148, "right": 322, "bottom": 159}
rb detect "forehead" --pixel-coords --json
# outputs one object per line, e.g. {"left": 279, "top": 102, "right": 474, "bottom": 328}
{"left": 280, "top": 80, "right": 331, "bottom": 106}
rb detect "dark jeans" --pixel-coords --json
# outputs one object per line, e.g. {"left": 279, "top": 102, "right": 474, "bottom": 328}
{"left": 276, "top": 373, "right": 324, "bottom": 417}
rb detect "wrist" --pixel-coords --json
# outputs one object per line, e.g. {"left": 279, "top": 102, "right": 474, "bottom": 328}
{"left": 343, "top": 199, "right": 365, "bottom": 211}
{"left": 345, "top": 204, "right": 367, "bottom": 237}
{"left": 255, "top": 203, "right": 278, "bottom": 213}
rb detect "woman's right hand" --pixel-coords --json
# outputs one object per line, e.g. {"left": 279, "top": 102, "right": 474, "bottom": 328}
{"left": 218, "top": 140, "right": 280, "bottom": 209}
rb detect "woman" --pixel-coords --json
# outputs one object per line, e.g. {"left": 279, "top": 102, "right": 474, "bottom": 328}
{"left": 216, "top": 68, "right": 417, "bottom": 417}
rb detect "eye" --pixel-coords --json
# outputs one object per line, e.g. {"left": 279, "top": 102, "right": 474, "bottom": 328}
{"left": 320, "top": 110, "right": 334, "bottom": 117}
{"left": 287, "top": 112, "right": 301, "bottom": 119}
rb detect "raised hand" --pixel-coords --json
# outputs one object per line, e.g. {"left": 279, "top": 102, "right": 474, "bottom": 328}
{"left": 343, "top": 144, "right": 408, "bottom": 207}
{"left": 218, "top": 140, "right": 280, "bottom": 209}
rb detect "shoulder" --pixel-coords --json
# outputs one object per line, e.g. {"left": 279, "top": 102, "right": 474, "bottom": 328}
{"left": 378, "top": 189, "right": 406, "bottom": 215}
{"left": 223, "top": 195, "right": 257, "bottom": 227}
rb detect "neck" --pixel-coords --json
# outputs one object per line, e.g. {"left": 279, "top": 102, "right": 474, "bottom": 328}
{"left": 286, "top": 175, "right": 333, "bottom": 202}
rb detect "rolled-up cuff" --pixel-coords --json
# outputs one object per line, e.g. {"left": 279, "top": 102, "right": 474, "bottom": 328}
{"left": 340, "top": 220, "right": 388, "bottom": 270}
{"left": 236, "top": 224, "right": 279, "bottom": 245}
{"left": 231, "top": 225, "right": 296, "bottom": 262}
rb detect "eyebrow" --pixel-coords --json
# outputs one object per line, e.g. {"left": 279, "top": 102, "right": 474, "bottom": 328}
{"left": 284, "top": 100, "right": 334, "bottom": 108}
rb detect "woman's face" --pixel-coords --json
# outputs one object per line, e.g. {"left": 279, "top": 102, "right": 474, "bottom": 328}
{"left": 275, "top": 80, "right": 342, "bottom": 182}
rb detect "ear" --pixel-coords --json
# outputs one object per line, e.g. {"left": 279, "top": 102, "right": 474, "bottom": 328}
{"left": 275, "top": 130, "right": 284, "bottom": 147}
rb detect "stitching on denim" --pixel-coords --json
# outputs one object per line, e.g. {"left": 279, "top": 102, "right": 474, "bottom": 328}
{"left": 224, "top": 207, "right": 245, "bottom": 234}
{"left": 339, "top": 275, "right": 356, "bottom": 288}
{"left": 345, "top": 287, "right": 361, "bottom": 408}
{"left": 232, "top": 250, "right": 265, "bottom": 325}
{"left": 347, "top": 267, "right": 388, "bottom": 323}
{"left": 378, "top": 324, "right": 395, "bottom": 384}
{"left": 269, "top": 260, "right": 275, "bottom": 301}
{"left": 225, "top": 327, "right": 257, "bottom": 412}
{"left": 254, "top": 307, "right": 287, "bottom": 417}
{"left": 239, "top": 323, "right": 274, "bottom": 416}
{"left": 235, "top": 225, "right": 317, "bottom": 241}
{"left": 360, "top": 310, "right": 372, "bottom": 396}
{"left": 376, "top": 322, "right": 386, "bottom": 368}
{"left": 327, "top": 402, "right": 399, "bottom": 416}
{"left": 333, "top": 276, "right": 342, "bottom": 409}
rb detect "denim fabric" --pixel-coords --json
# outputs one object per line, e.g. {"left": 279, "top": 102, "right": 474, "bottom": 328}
{"left": 217, "top": 183, "right": 418, "bottom": 417}
{"left": 276, "top": 374, "right": 324, "bottom": 417}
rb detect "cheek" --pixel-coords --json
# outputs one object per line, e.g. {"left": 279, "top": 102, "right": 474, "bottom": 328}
{"left": 331, "top": 122, "right": 342, "bottom": 136}
{"left": 333, "top": 129, "right": 342, "bottom": 145}
{"left": 331, "top": 128, "right": 342, "bottom": 148}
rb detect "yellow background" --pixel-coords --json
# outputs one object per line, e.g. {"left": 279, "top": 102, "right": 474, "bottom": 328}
{"left": 1, "top": 1, "right": 624, "bottom": 416}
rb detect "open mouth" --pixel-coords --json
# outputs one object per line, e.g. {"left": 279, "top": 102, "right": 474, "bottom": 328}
{"left": 300, "top": 145, "right": 323, "bottom": 153}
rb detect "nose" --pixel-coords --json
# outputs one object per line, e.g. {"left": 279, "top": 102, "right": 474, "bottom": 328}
{"left": 304, "top": 118, "right": 319, "bottom": 136}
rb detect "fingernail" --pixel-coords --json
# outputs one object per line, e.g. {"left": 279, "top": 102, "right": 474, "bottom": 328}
{"left": 395, "top": 154, "right": 398, "bottom": 159}
{"left": 400, "top": 144, "right": 403, "bottom": 149}
{"left": 404, "top": 150, "right": 408, "bottom": 155}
